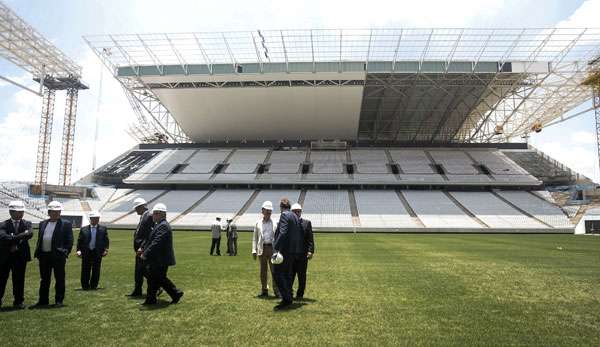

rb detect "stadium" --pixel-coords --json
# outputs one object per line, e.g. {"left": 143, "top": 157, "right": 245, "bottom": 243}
{"left": 2, "top": 1, "right": 600, "bottom": 346}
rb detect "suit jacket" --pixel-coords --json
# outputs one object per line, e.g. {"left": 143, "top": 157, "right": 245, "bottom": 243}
{"left": 134, "top": 210, "right": 154, "bottom": 251}
{"left": 301, "top": 218, "right": 315, "bottom": 254}
{"left": 34, "top": 218, "right": 73, "bottom": 259}
{"left": 143, "top": 219, "right": 176, "bottom": 267}
{"left": 252, "top": 218, "right": 274, "bottom": 256}
{"left": 273, "top": 210, "right": 304, "bottom": 255}
{"left": 77, "top": 224, "right": 109, "bottom": 254}
{"left": 0, "top": 218, "right": 33, "bottom": 264}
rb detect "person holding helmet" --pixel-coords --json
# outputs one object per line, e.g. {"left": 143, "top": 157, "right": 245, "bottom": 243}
{"left": 76, "top": 211, "right": 109, "bottom": 290}
{"left": 0, "top": 201, "right": 33, "bottom": 309}
{"left": 140, "top": 203, "right": 183, "bottom": 305}
{"left": 273, "top": 198, "right": 304, "bottom": 310}
{"left": 251, "top": 200, "right": 279, "bottom": 298}
{"left": 210, "top": 216, "right": 223, "bottom": 256}
{"left": 290, "top": 203, "right": 314, "bottom": 301}
{"left": 31, "top": 201, "right": 73, "bottom": 308}
{"left": 128, "top": 197, "right": 154, "bottom": 297}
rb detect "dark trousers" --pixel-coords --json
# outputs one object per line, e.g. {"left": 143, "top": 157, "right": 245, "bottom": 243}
{"left": 146, "top": 264, "right": 180, "bottom": 302}
{"left": 273, "top": 253, "right": 303, "bottom": 303}
{"left": 210, "top": 237, "right": 221, "bottom": 255}
{"left": 228, "top": 238, "right": 237, "bottom": 256}
{"left": 291, "top": 256, "right": 309, "bottom": 298}
{"left": 0, "top": 257, "right": 27, "bottom": 305}
{"left": 133, "top": 255, "right": 146, "bottom": 293}
{"left": 81, "top": 250, "right": 103, "bottom": 289}
{"left": 37, "top": 252, "right": 66, "bottom": 304}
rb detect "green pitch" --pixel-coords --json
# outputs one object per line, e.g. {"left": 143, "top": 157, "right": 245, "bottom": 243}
{"left": 1, "top": 231, "right": 600, "bottom": 346}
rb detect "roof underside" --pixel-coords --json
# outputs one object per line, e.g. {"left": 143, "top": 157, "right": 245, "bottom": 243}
{"left": 84, "top": 28, "right": 600, "bottom": 143}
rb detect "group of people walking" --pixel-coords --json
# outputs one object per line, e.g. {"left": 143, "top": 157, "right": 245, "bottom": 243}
{"left": 0, "top": 195, "right": 314, "bottom": 311}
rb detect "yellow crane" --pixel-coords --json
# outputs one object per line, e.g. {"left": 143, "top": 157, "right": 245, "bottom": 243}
{"left": 582, "top": 57, "right": 600, "bottom": 176}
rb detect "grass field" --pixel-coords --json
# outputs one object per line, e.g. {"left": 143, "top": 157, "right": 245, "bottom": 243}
{"left": 1, "top": 231, "right": 600, "bottom": 346}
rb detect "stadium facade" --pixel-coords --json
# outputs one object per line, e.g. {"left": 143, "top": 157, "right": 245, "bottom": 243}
{"left": 5, "top": 28, "right": 600, "bottom": 233}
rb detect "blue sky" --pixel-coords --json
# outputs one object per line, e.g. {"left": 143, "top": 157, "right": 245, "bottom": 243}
{"left": 0, "top": 0, "right": 598, "bottom": 183}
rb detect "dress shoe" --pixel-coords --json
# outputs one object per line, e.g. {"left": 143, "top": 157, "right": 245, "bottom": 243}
{"left": 13, "top": 302, "right": 25, "bottom": 309}
{"left": 170, "top": 291, "right": 184, "bottom": 304}
{"left": 274, "top": 301, "right": 293, "bottom": 310}
{"left": 294, "top": 296, "right": 304, "bottom": 301}
{"left": 257, "top": 291, "right": 268, "bottom": 298}
{"left": 53, "top": 302, "right": 64, "bottom": 308}
{"left": 141, "top": 300, "right": 157, "bottom": 305}
{"left": 127, "top": 291, "right": 143, "bottom": 297}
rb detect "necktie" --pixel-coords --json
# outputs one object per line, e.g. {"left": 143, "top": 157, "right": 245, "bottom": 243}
{"left": 89, "top": 227, "right": 96, "bottom": 250}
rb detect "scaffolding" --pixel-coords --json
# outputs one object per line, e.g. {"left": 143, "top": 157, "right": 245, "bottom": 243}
{"left": 582, "top": 56, "right": 600, "bottom": 177}
{"left": 0, "top": 1, "right": 88, "bottom": 189}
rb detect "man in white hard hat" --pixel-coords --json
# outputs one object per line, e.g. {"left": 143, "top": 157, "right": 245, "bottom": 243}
{"left": 76, "top": 211, "right": 109, "bottom": 290}
{"left": 31, "top": 201, "right": 73, "bottom": 308}
{"left": 0, "top": 201, "right": 33, "bottom": 309}
{"left": 140, "top": 203, "right": 183, "bottom": 305}
{"left": 251, "top": 201, "right": 279, "bottom": 298}
{"left": 128, "top": 197, "right": 154, "bottom": 297}
{"left": 210, "top": 216, "right": 223, "bottom": 256}
{"left": 291, "top": 203, "right": 314, "bottom": 301}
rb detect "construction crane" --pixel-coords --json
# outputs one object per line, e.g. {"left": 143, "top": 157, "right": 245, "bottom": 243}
{"left": 582, "top": 56, "right": 600, "bottom": 179}
{"left": 0, "top": 2, "right": 88, "bottom": 192}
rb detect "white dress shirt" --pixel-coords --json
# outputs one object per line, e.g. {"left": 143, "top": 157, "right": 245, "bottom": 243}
{"left": 42, "top": 221, "right": 57, "bottom": 252}
{"left": 261, "top": 219, "right": 274, "bottom": 244}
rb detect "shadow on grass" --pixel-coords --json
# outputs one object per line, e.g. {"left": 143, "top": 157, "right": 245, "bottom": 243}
{"left": 0, "top": 306, "right": 25, "bottom": 312}
{"left": 28, "top": 304, "right": 66, "bottom": 310}
{"left": 138, "top": 300, "right": 171, "bottom": 310}
{"left": 273, "top": 302, "right": 305, "bottom": 312}
{"left": 296, "top": 297, "right": 317, "bottom": 303}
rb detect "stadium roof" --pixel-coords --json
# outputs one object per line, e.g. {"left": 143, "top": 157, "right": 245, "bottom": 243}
{"left": 85, "top": 28, "right": 600, "bottom": 143}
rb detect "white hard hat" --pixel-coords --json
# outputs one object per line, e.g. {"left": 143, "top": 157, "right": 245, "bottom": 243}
{"left": 47, "top": 201, "right": 63, "bottom": 211}
{"left": 261, "top": 201, "right": 273, "bottom": 210}
{"left": 132, "top": 197, "right": 147, "bottom": 209}
{"left": 152, "top": 203, "right": 167, "bottom": 213}
{"left": 8, "top": 200, "right": 25, "bottom": 212}
{"left": 88, "top": 210, "right": 101, "bottom": 218}
{"left": 271, "top": 251, "right": 284, "bottom": 265}
{"left": 291, "top": 203, "right": 302, "bottom": 211}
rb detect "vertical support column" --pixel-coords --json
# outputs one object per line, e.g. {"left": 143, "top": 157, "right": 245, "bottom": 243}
{"left": 58, "top": 88, "right": 78, "bottom": 186}
{"left": 594, "top": 91, "right": 600, "bottom": 178}
{"left": 34, "top": 87, "right": 56, "bottom": 187}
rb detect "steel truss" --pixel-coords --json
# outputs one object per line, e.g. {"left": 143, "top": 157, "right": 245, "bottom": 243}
{"left": 58, "top": 88, "right": 78, "bottom": 185}
{"left": 34, "top": 87, "right": 55, "bottom": 185}
{"left": 1, "top": 2, "right": 87, "bottom": 186}
{"left": 85, "top": 28, "right": 600, "bottom": 144}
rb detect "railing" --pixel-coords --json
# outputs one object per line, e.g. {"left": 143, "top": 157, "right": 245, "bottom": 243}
{"left": 528, "top": 145, "right": 591, "bottom": 183}
{"left": 0, "top": 181, "right": 47, "bottom": 219}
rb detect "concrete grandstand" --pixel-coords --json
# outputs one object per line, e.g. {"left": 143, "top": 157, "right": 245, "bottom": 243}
{"left": 5, "top": 28, "right": 600, "bottom": 233}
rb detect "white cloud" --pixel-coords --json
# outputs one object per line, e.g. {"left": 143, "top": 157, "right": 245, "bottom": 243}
{"left": 556, "top": 0, "right": 600, "bottom": 27}
{"left": 570, "top": 130, "right": 597, "bottom": 145}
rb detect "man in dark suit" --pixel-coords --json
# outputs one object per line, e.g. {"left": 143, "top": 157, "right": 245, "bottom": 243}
{"left": 0, "top": 201, "right": 33, "bottom": 309}
{"left": 140, "top": 203, "right": 183, "bottom": 305}
{"left": 76, "top": 211, "right": 109, "bottom": 290}
{"left": 273, "top": 198, "right": 305, "bottom": 310}
{"left": 291, "top": 203, "right": 314, "bottom": 301}
{"left": 128, "top": 197, "right": 154, "bottom": 297}
{"left": 31, "top": 201, "right": 73, "bottom": 308}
